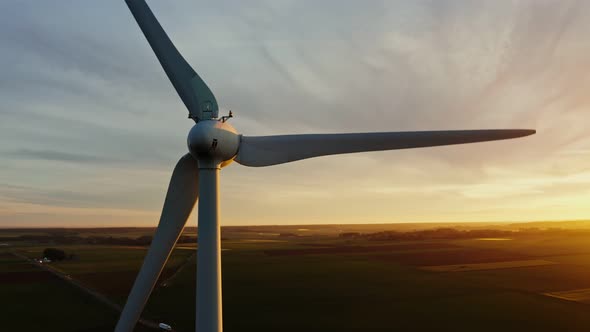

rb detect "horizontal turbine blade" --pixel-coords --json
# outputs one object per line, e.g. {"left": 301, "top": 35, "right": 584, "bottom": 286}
{"left": 125, "top": 0, "right": 218, "bottom": 120}
{"left": 235, "top": 129, "right": 535, "bottom": 167}
{"left": 115, "top": 154, "right": 199, "bottom": 332}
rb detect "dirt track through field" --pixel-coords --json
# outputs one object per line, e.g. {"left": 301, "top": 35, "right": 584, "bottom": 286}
{"left": 10, "top": 251, "right": 162, "bottom": 331}
{"left": 421, "top": 259, "right": 555, "bottom": 272}
{"left": 159, "top": 251, "right": 196, "bottom": 287}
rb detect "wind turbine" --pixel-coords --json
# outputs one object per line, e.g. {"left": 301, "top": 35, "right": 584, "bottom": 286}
{"left": 115, "top": 1, "right": 535, "bottom": 331}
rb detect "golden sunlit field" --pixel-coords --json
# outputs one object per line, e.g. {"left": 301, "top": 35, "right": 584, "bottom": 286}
{"left": 420, "top": 259, "right": 555, "bottom": 272}
{"left": 3, "top": 221, "right": 590, "bottom": 331}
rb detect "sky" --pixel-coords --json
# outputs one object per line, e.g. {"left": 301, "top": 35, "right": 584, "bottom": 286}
{"left": 0, "top": 0, "right": 589, "bottom": 227}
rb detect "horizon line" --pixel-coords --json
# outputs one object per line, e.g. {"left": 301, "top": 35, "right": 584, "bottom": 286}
{"left": 1, "top": 219, "right": 589, "bottom": 229}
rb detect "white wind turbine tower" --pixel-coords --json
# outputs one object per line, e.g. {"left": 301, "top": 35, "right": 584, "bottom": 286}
{"left": 115, "top": 1, "right": 535, "bottom": 331}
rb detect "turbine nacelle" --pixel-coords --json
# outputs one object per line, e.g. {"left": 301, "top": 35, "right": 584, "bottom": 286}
{"left": 187, "top": 120, "right": 240, "bottom": 167}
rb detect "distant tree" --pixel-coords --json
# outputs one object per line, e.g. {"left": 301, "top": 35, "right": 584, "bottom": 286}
{"left": 178, "top": 236, "right": 198, "bottom": 243}
{"left": 279, "top": 233, "right": 298, "bottom": 238}
{"left": 339, "top": 232, "right": 361, "bottom": 238}
{"left": 43, "top": 248, "right": 66, "bottom": 261}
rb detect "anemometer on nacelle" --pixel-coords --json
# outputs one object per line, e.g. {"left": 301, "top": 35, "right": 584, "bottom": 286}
{"left": 220, "top": 110, "right": 233, "bottom": 123}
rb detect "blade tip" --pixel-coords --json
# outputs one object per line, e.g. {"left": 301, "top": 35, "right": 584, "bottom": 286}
{"left": 505, "top": 129, "right": 536, "bottom": 137}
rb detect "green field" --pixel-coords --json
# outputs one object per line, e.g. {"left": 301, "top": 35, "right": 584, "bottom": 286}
{"left": 3, "top": 222, "right": 590, "bottom": 331}
{"left": 0, "top": 252, "right": 119, "bottom": 331}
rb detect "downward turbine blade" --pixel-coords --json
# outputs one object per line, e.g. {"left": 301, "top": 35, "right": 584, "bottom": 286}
{"left": 125, "top": 0, "right": 218, "bottom": 120}
{"left": 235, "top": 129, "right": 535, "bottom": 167}
{"left": 115, "top": 154, "right": 199, "bottom": 332}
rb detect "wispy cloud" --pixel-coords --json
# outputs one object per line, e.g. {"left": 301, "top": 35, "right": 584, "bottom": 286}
{"left": 0, "top": 0, "right": 589, "bottom": 226}
{"left": 9, "top": 149, "right": 113, "bottom": 164}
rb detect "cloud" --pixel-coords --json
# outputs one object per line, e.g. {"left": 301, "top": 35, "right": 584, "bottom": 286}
{"left": 0, "top": 0, "right": 589, "bottom": 226}
{"left": 9, "top": 149, "right": 113, "bottom": 164}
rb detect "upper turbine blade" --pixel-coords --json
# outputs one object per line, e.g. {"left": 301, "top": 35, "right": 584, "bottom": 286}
{"left": 235, "top": 129, "right": 535, "bottom": 167}
{"left": 115, "top": 154, "right": 199, "bottom": 332}
{"left": 125, "top": 0, "right": 218, "bottom": 121}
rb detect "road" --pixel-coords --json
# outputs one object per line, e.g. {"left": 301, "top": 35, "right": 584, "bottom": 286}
{"left": 159, "top": 251, "right": 196, "bottom": 288}
{"left": 11, "top": 251, "right": 166, "bottom": 331}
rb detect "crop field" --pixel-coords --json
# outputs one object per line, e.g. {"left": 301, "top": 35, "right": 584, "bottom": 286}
{"left": 421, "top": 259, "right": 555, "bottom": 272}
{"left": 3, "top": 222, "right": 590, "bottom": 331}
{"left": 0, "top": 251, "right": 119, "bottom": 331}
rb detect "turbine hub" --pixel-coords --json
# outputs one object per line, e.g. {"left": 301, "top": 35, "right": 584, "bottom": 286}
{"left": 188, "top": 120, "right": 240, "bottom": 166}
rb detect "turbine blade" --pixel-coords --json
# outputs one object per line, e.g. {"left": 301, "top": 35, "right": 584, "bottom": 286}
{"left": 235, "top": 129, "right": 535, "bottom": 167}
{"left": 115, "top": 154, "right": 199, "bottom": 332}
{"left": 125, "top": 0, "right": 218, "bottom": 120}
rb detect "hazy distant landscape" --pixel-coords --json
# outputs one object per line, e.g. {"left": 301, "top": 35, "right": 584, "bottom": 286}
{"left": 3, "top": 221, "right": 590, "bottom": 331}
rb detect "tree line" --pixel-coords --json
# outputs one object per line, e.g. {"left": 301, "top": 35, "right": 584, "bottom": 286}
{"left": 2, "top": 234, "right": 197, "bottom": 246}
{"left": 338, "top": 227, "right": 545, "bottom": 241}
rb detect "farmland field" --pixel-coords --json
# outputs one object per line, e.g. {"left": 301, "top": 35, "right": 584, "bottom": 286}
{"left": 0, "top": 251, "right": 119, "bottom": 331}
{"left": 2, "top": 222, "right": 590, "bottom": 331}
{"left": 420, "top": 259, "right": 555, "bottom": 272}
